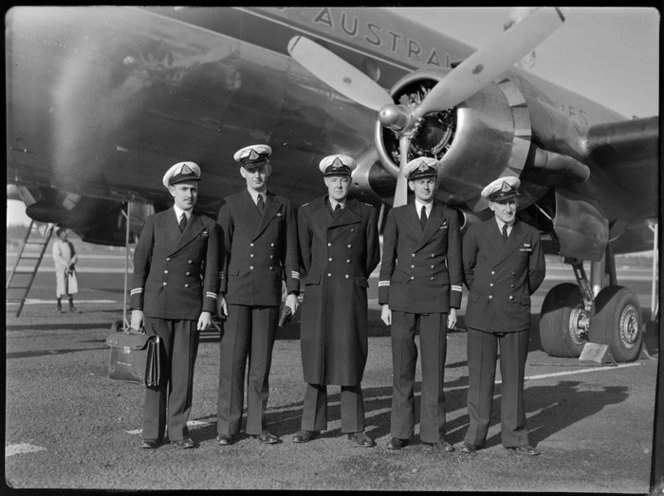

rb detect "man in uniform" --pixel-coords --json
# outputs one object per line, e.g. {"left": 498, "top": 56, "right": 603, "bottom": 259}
{"left": 293, "top": 154, "right": 380, "bottom": 447}
{"left": 460, "top": 176, "right": 545, "bottom": 456}
{"left": 378, "top": 157, "right": 463, "bottom": 451}
{"left": 130, "top": 161, "right": 219, "bottom": 450}
{"left": 216, "top": 144, "right": 300, "bottom": 446}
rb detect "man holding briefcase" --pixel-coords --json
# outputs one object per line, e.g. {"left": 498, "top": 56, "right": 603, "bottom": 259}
{"left": 130, "top": 161, "right": 220, "bottom": 450}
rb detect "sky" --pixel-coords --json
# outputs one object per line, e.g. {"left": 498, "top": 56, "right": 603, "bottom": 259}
{"left": 6, "top": 7, "right": 660, "bottom": 226}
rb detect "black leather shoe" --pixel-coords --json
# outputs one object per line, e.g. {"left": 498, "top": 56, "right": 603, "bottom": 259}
{"left": 141, "top": 439, "right": 159, "bottom": 450}
{"left": 216, "top": 434, "right": 234, "bottom": 446}
{"left": 172, "top": 437, "right": 195, "bottom": 449}
{"left": 251, "top": 431, "right": 280, "bottom": 444}
{"left": 423, "top": 440, "right": 455, "bottom": 452}
{"left": 507, "top": 445, "right": 540, "bottom": 456}
{"left": 348, "top": 432, "right": 375, "bottom": 448}
{"left": 460, "top": 442, "right": 478, "bottom": 454}
{"left": 386, "top": 438, "right": 409, "bottom": 450}
{"left": 293, "top": 430, "right": 318, "bottom": 443}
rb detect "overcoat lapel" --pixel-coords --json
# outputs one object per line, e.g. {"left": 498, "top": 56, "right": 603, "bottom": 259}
{"left": 171, "top": 212, "right": 206, "bottom": 255}
{"left": 253, "top": 192, "right": 282, "bottom": 241}
{"left": 162, "top": 207, "right": 183, "bottom": 247}
{"left": 328, "top": 198, "right": 362, "bottom": 229}
{"left": 487, "top": 220, "right": 524, "bottom": 266}
{"left": 403, "top": 203, "right": 424, "bottom": 243}
{"left": 414, "top": 203, "right": 444, "bottom": 252}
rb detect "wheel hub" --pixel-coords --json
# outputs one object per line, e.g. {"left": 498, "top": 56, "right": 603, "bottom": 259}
{"left": 568, "top": 305, "right": 589, "bottom": 344}
{"left": 619, "top": 304, "right": 641, "bottom": 349}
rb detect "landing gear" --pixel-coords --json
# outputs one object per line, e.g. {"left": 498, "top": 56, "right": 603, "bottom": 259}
{"left": 539, "top": 252, "right": 644, "bottom": 362}
{"left": 590, "top": 286, "right": 643, "bottom": 362}
{"left": 539, "top": 283, "right": 587, "bottom": 357}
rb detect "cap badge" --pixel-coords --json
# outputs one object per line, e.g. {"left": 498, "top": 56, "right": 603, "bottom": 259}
{"left": 180, "top": 163, "right": 193, "bottom": 175}
{"left": 248, "top": 149, "right": 260, "bottom": 161}
{"left": 331, "top": 157, "right": 344, "bottom": 168}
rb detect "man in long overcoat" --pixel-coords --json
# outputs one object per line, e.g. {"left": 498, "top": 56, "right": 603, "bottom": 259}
{"left": 379, "top": 157, "right": 463, "bottom": 452}
{"left": 216, "top": 144, "right": 300, "bottom": 446}
{"left": 130, "top": 161, "right": 219, "bottom": 450}
{"left": 460, "top": 176, "right": 545, "bottom": 456}
{"left": 293, "top": 154, "right": 380, "bottom": 447}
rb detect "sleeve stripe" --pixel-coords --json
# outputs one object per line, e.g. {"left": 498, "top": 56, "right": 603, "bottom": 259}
{"left": 130, "top": 288, "right": 143, "bottom": 295}
{"left": 291, "top": 271, "right": 300, "bottom": 279}
{"left": 378, "top": 281, "right": 390, "bottom": 287}
{"left": 451, "top": 285, "right": 463, "bottom": 292}
{"left": 206, "top": 292, "right": 218, "bottom": 300}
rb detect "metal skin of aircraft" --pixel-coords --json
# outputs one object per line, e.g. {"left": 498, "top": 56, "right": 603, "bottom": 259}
{"left": 5, "top": 6, "right": 659, "bottom": 363}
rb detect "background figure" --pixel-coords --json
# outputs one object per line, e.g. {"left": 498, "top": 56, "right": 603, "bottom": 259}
{"left": 294, "top": 154, "right": 380, "bottom": 447}
{"left": 52, "top": 228, "right": 81, "bottom": 313}
{"left": 216, "top": 144, "right": 300, "bottom": 446}
{"left": 378, "top": 157, "right": 463, "bottom": 452}
{"left": 461, "top": 176, "right": 545, "bottom": 456}
{"left": 130, "top": 161, "right": 219, "bottom": 450}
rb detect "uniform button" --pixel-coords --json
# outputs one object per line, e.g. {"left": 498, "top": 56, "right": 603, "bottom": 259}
{"left": 430, "top": 254, "right": 435, "bottom": 258}
{"left": 411, "top": 264, "right": 415, "bottom": 269}
{"left": 269, "top": 266, "right": 274, "bottom": 271}
{"left": 250, "top": 266, "right": 254, "bottom": 270}
{"left": 328, "top": 258, "right": 333, "bottom": 262}
{"left": 188, "top": 259, "right": 193, "bottom": 264}
{"left": 488, "top": 295, "right": 493, "bottom": 299}
{"left": 411, "top": 253, "right": 415, "bottom": 257}
{"left": 489, "top": 283, "right": 494, "bottom": 287}
{"left": 328, "top": 273, "right": 332, "bottom": 277}
{"left": 510, "top": 284, "right": 515, "bottom": 288}
{"left": 163, "top": 282, "right": 168, "bottom": 286}
{"left": 185, "top": 272, "right": 190, "bottom": 276}
{"left": 328, "top": 243, "right": 332, "bottom": 247}
{"left": 430, "top": 265, "right": 435, "bottom": 269}
{"left": 512, "top": 272, "right": 516, "bottom": 276}
{"left": 271, "top": 243, "right": 275, "bottom": 247}
{"left": 410, "top": 276, "right": 414, "bottom": 280}
{"left": 250, "top": 243, "right": 254, "bottom": 247}
{"left": 185, "top": 284, "right": 190, "bottom": 288}
{"left": 491, "top": 270, "right": 496, "bottom": 275}
{"left": 350, "top": 228, "right": 355, "bottom": 233}
{"left": 166, "top": 257, "right": 171, "bottom": 262}
{"left": 269, "top": 255, "right": 274, "bottom": 259}
{"left": 164, "top": 270, "right": 169, "bottom": 274}
{"left": 346, "top": 259, "right": 351, "bottom": 264}
{"left": 347, "top": 244, "right": 352, "bottom": 248}
{"left": 430, "top": 276, "right": 434, "bottom": 280}
{"left": 250, "top": 254, "right": 255, "bottom": 258}
{"left": 345, "top": 275, "right": 349, "bottom": 279}
{"left": 509, "top": 295, "right": 514, "bottom": 300}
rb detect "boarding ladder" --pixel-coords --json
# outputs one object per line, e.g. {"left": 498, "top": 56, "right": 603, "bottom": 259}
{"left": 6, "top": 221, "right": 54, "bottom": 317}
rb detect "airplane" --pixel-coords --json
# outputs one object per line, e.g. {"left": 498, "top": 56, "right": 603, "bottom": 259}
{"left": 5, "top": 7, "right": 659, "bottom": 364}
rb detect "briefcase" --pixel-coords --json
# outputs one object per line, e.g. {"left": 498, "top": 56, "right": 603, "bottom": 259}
{"left": 106, "top": 328, "right": 160, "bottom": 387}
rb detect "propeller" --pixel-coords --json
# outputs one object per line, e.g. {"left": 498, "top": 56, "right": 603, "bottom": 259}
{"left": 288, "top": 8, "right": 565, "bottom": 207}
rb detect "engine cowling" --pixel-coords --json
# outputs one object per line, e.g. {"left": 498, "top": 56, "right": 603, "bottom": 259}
{"left": 371, "top": 69, "right": 533, "bottom": 212}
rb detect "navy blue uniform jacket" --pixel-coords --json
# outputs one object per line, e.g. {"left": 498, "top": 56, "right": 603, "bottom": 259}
{"left": 131, "top": 208, "right": 220, "bottom": 320}
{"left": 463, "top": 218, "right": 545, "bottom": 333}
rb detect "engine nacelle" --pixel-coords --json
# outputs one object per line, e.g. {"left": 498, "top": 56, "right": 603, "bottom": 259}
{"left": 373, "top": 69, "right": 533, "bottom": 211}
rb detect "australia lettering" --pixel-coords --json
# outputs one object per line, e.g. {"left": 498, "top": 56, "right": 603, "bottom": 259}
{"left": 312, "top": 7, "right": 450, "bottom": 68}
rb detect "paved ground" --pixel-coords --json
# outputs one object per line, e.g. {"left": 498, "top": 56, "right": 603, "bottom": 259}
{"left": 4, "top": 259, "right": 662, "bottom": 491}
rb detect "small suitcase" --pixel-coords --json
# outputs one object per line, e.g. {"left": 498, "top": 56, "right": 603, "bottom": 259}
{"left": 106, "top": 328, "right": 160, "bottom": 387}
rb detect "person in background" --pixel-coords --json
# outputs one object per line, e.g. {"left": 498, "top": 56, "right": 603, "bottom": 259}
{"left": 130, "top": 161, "right": 220, "bottom": 450}
{"left": 52, "top": 228, "right": 82, "bottom": 314}
{"left": 378, "top": 157, "right": 463, "bottom": 452}
{"left": 293, "top": 154, "right": 380, "bottom": 447}
{"left": 460, "top": 176, "right": 545, "bottom": 456}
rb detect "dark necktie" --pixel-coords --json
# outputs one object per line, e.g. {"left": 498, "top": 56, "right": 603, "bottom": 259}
{"left": 502, "top": 223, "right": 509, "bottom": 242}
{"left": 257, "top": 194, "right": 265, "bottom": 215}
{"left": 179, "top": 213, "right": 187, "bottom": 232}
{"left": 420, "top": 205, "right": 427, "bottom": 229}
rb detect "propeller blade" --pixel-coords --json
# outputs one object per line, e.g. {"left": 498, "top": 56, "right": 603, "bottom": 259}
{"left": 415, "top": 7, "right": 565, "bottom": 118}
{"left": 288, "top": 36, "right": 393, "bottom": 112}
{"left": 393, "top": 136, "right": 411, "bottom": 207}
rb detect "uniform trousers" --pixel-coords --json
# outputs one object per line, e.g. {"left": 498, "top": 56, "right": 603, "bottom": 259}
{"left": 143, "top": 317, "right": 199, "bottom": 442}
{"left": 217, "top": 304, "right": 279, "bottom": 436}
{"left": 301, "top": 383, "right": 365, "bottom": 433}
{"left": 390, "top": 310, "right": 448, "bottom": 443}
{"left": 464, "top": 327, "right": 530, "bottom": 448}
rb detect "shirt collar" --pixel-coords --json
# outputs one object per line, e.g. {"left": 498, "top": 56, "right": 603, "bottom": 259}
{"left": 414, "top": 198, "right": 433, "bottom": 216}
{"left": 328, "top": 197, "right": 346, "bottom": 211}
{"left": 247, "top": 188, "right": 267, "bottom": 204}
{"left": 173, "top": 204, "right": 191, "bottom": 220}
{"left": 495, "top": 217, "right": 514, "bottom": 232}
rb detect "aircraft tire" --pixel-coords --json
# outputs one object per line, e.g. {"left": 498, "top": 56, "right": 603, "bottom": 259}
{"left": 539, "top": 283, "right": 587, "bottom": 357}
{"left": 589, "top": 286, "right": 643, "bottom": 363}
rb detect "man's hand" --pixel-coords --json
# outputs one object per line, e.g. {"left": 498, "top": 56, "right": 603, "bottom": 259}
{"left": 381, "top": 304, "right": 392, "bottom": 326}
{"left": 285, "top": 293, "right": 299, "bottom": 315}
{"left": 197, "top": 311, "right": 212, "bottom": 331}
{"left": 218, "top": 295, "right": 228, "bottom": 318}
{"left": 447, "top": 308, "right": 457, "bottom": 330}
{"left": 130, "top": 310, "right": 144, "bottom": 331}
